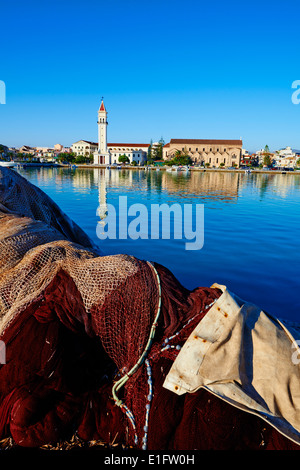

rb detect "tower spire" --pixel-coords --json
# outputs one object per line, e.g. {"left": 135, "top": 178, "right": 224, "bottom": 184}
{"left": 99, "top": 97, "right": 106, "bottom": 112}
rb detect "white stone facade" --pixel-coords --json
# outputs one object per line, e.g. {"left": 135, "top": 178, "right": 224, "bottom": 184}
{"left": 72, "top": 140, "right": 98, "bottom": 156}
{"left": 108, "top": 144, "right": 148, "bottom": 165}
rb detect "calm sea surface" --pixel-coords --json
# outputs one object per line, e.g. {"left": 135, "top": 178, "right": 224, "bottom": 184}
{"left": 16, "top": 167, "right": 300, "bottom": 322}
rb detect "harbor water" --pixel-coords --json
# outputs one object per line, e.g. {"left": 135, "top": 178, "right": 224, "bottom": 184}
{"left": 15, "top": 166, "right": 300, "bottom": 322}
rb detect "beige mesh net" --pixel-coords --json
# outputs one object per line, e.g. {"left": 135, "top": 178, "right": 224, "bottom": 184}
{"left": 0, "top": 169, "right": 159, "bottom": 351}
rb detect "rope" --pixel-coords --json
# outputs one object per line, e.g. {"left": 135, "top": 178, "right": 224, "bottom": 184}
{"left": 111, "top": 261, "right": 162, "bottom": 441}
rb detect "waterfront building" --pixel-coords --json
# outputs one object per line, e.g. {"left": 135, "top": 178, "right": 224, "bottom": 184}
{"left": 19, "top": 145, "right": 36, "bottom": 155}
{"left": 163, "top": 139, "right": 243, "bottom": 167}
{"left": 54, "top": 144, "right": 63, "bottom": 152}
{"left": 71, "top": 140, "right": 98, "bottom": 157}
{"left": 107, "top": 143, "right": 149, "bottom": 165}
{"left": 93, "top": 99, "right": 148, "bottom": 165}
{"left": 277, "top": 146, "right": 296, "bottom": 158}
{"left": 254, "top": 148, "right": 273, "bottom": 166}
{"left": 274, "top": 146, "right": 297, "bottom": 168}
{"left": 241, "top": 153, "right": 259, "bottom": 166}
{"left": 8, "top": 147, "right": 18, "bottom": 155}
{"left": 36, "top": 147, "right": 56, "bottom": 159}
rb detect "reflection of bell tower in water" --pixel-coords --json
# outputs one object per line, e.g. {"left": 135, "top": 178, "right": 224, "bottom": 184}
{"left": 96, "top": 168, "right": 109, "bottom": 227}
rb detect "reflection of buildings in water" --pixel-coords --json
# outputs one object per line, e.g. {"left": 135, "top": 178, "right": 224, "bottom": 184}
{"left": 94, "top": 167, "right": 136, "bottom": 188}
{"left": 94, "top": 168, "right": 243, "bottom": 209}
{"left": 28, "top": 167, "right": 63, "bottom": 186}
{"left": 244, "top": 173, "right": 299, "bottom": 198}
{"left": 71, "top": 168, "right": 95, "bottom": 191}
{"left": 161, "top": 171, "right": 240, "bottom": 202}
{"left": 262, "top": 173, "right": 298, "bottom": 198}
{"left": 95, "top": 168, "right": 150, "bottom": 196}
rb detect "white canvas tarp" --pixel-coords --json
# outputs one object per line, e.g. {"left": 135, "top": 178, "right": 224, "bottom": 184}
{"left": 163, "top": 284, "right": 300, "bottom": 445}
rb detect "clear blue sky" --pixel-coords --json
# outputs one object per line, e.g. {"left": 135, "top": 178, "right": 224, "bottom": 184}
{"left": 1, "top": 0, "right": 300, "bottom": 152}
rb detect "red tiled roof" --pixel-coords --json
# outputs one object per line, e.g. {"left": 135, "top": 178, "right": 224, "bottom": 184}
{"left": 75, "top": 141, "right": 149, "bottom": 148}
{"left": 108, "top": 143, "right": 149, "bottom": 148}
{"left": 169, "top": 139, "right": 243, "bottom": 146}
{"left": 79, "top": 140, "right": 98, "bottom": 146}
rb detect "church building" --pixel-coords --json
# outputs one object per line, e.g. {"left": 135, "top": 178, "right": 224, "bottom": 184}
{"left": 93, "top": 100, "right": 148, "bottom": 165}
{"left": 163, "top": 139, "right": 243, "bottom": 167}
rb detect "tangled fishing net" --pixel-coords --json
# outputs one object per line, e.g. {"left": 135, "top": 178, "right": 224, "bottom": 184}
{"left": 0, "top": 167, "right": 299, "bottom": 450}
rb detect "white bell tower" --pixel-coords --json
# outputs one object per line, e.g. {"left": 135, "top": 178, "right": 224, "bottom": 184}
{"left": 98, "top": 98, "right": 107, "bottom": 154}
{"left": 94, "top": 98, "right": 111, "bottom": 165}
